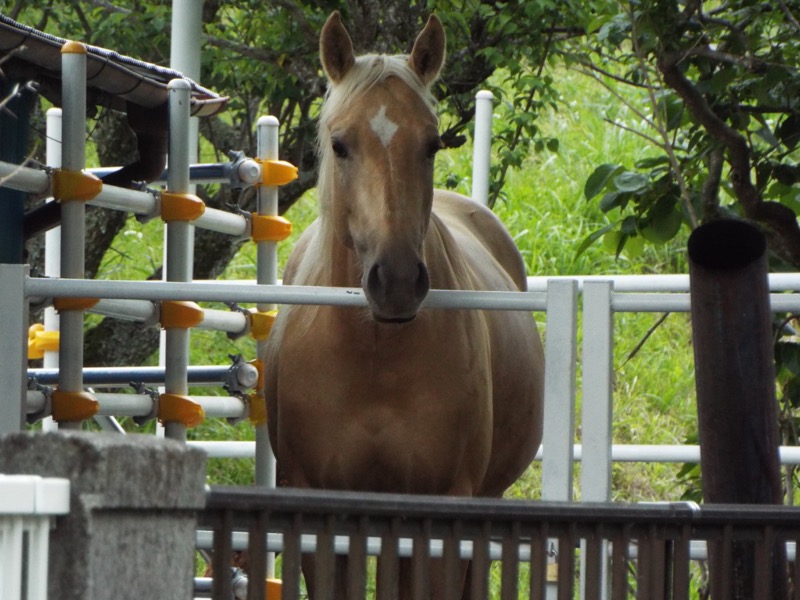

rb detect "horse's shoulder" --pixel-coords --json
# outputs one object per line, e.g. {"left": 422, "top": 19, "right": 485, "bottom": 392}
{"left": 431, "top": 189, "right": 527, "bottom": 291}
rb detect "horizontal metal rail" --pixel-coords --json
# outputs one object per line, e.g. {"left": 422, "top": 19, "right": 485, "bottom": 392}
{"left": 186, "top": 440, "right": 800, "bottom": 465}
{"left": 27, "top": 365, "right": 234, "bottom": 386}
{"left": 27, "top": 275, "right": 800, "bottom": 314}
{"left": 26, "top": 277, "right": 551, "bottom": 311}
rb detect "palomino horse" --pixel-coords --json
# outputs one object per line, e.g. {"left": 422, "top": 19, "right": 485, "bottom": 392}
{"left": 264, "top": 11, "right": 544, "bottom": 597}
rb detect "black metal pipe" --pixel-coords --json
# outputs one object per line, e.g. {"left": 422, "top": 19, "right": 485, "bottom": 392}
{"left": 688, "top": 219, "right": 787, "bottom": 598}
{"left": 27, "top": 365, "right": 230, "bottom": 387}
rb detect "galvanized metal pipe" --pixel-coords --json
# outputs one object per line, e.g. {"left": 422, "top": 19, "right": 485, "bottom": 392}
{"left": 255, "top": 115, "right": 279, "bottom": 579}
{"left": 688, "top": 219, "right": 787, "bottom": 598}
{"left": 471, "top": 90, "right": 493, "bottom": 206}
{"left": 163, "top": 79, "right": 194, "bottom": 442}
{"left": 57, "top": 42, "right": 88, "bottom": 430}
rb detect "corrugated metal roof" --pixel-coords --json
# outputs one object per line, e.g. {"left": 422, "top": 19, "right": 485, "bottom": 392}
{"left": 0, "top": 14, "right": 228, "bottom": 117}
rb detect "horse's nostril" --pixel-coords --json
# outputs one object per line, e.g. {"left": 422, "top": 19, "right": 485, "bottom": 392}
{"left": 416, "top": 262, "right": 430, "bottom": 300}
{"left": 367, "top": 263, "right": 383, "bottom": 294}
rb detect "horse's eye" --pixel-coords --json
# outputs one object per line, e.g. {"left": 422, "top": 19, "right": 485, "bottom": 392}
{"left": 426, "top": 138, "right": 444, "bottom": 159}
{"left": 332, "top": 139, "right": 348, "bottom": 159}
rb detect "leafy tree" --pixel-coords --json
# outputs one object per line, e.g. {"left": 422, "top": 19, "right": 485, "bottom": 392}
{"left": 571, "top": 1, "right": 800, "bottom": 505}
{"left": 570, "top": 0, "right": 800, "bottom": 266}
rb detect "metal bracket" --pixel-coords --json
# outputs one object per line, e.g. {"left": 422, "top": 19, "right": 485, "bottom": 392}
{"left": 26, "top": 379, "right": 52, "bottom": 424}
{"left": 131, "top": 381, "right": 159, "bottom": 426}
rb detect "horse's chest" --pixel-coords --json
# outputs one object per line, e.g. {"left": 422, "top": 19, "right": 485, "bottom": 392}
{"left": 275, "top": 312, "right": 493, "bottom": 492}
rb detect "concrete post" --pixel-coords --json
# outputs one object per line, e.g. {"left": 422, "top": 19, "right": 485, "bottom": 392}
{"left": 0, "top": 432, "right": 206, "bottom": 600}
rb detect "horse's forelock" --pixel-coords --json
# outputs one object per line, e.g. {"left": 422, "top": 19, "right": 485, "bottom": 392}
{"left": 318, "top": 53, "right": 437, "bottom": 143}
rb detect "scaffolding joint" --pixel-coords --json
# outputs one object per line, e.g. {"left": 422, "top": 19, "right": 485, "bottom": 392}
{"left": 158, "top": 393, "right": 205, "bottom": 428}
{"left": 160, "top": 300, "right": 205, "bottom": 329}
{"left": 28, "top": 323, "right": 59, "bottom": 360}
{"left": 54, "top": 297, "right": 100, "bottom": 312}
{"left": 251, "top": 214, "right": 292, "bottom": 243}
{"left": 52, "top": 389, "right": 99, "bottom": 422}
{"left": 160, "top": 190, "right": 206, "bottom": 222}
{"left": 52, "top": 168, "right": 103, "bottom": 203}
{"left": 224, "top": 303, "right": 252, "bottom": 340}
{"left": 26, "top": 379, "right": 52, "bottom": 424}
{"left": 224, "top": 355, "right": 259, "bottom": 425}
{"left": 250, "top": 310, "right": 278, "bottom": 341}
{"left": 131, "top": 382, "right": 159, "bottom": 426}
{"left": 247, "top": 359, "right": 267, "bottom": 425}
{"left": 225, "top": 151, "right": 261, "bottom": 190}
{"left": 255, "top": 157, "right": 298, "bottom": 187}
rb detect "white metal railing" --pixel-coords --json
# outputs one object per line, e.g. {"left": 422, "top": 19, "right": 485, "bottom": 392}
{"left": 0, "top": 475, "right": 69, "bottom": 600}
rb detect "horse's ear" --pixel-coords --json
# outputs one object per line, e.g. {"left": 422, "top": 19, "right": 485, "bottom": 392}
{"left": 320, "top": 11, "right": 355, "bottom": 84}
{"left": 408, "top": 15, "right": 446, "bottom": 87}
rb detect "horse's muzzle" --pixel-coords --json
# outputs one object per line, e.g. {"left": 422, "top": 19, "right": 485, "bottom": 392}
{"left": 364, "top": 259, "right": 430, "bottom": 323}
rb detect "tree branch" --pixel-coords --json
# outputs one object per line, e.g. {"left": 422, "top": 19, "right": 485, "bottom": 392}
{"left": 701, "top": 146, "right": 724, "bottom": 222}
{"left": 658, "top": 52, "right": 800, "bottom": 265}
{"left": 778, "top": 0, "right": 800, "bottom": 33}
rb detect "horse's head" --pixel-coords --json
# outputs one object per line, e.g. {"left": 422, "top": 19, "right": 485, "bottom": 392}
{"left": 318, "top": 12, "right": 446, "bottom": 323}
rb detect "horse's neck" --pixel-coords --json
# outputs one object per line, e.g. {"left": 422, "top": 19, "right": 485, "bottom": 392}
{"left": 329, "top": 239, "right": 361, "bottom": 288}
{"left": 422, "top": 211, "right": 474, "bottom": 290}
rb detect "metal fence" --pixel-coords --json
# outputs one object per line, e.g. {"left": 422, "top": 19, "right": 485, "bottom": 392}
{"left": 199, "top": 485, "right": 800, "bottom": 599}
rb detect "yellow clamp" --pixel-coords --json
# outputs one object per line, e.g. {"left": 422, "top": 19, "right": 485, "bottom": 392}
{"left": 250, "top": 310, "right": 278, "bottom": 341}
{"left": 251, "top": 214, "right": 292, "bottom": 243}
{"left": 160, "top": 301, "right": 204, "bottom": 329}
{"left": 248, "top": 359, "right": 267, "bottom": 425}
{"left": 158, "top": 393, "right": 205, "bottom": 428}
{"left": 161, "top": 191, "right": 206, "bottom": 222}
{"left": 52, "top": 390, "right": 98, "bottom": 422}
{"left": 54, "top": 297, "right": 99, "bottom": 312}
{"left": 257, "top": 158, "right": 298, "bottom": 187}
{"left": 28, "top": 324, "right": 60, "bottom": 360}
{"left": 266, "top": 579, "right": 282, "bottom": 600}
{"left": 52, "top": 169, "right": 103, "bottom": 203}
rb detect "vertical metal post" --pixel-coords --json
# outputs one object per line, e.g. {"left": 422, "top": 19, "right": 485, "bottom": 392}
{"left": 580, "top": 281, "right": 614, "bottom": 500}
{"left": 43, "top": 108, "right": 63, "bottom": 432}
{"left": 471, "top": 90, "right": 493, "bottom": 206}
{"left": 580, "top": 280, "right": 614, "bottom": 600}
{"left": 541, "top": 279, "right": 578, "bottom": 599}
{"left": 688, "top": 219, "right": 787, "bottom": 598}
{"left": 0, "top": 265, "right": 28, "bottom": 434}
{"left": 163, "top": 79, "right": 193, "bottom": 442}
{"left": 541, "top": 279, "right": 578, "bottom": 500}
{"left": 256, "top": 116, "right": 279, "bottom": 579}
{"left": 57, "top": 42, "right": 88, "bottom": 430}
{"left": 169, "top": 0, "right": 201, "bottom": 168}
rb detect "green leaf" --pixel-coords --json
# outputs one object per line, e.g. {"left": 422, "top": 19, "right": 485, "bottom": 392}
{"left": 614, "top": 171, "right": 649, "bottom": 193}
{"left": 776, "top": 342, "right": 800, "bottom": 376}
{"left": 640, "top": 197, "right": 682, "bottom": 243}
{"left": 777, "top": 114, "right": 800, "bottom": 150}
{"left": 584, "top": 164, "right": 622, "bottom": 201}
{"left": 573, "top": 221, "right": 618, "bottom": 261}
{"left": 635, "top": 156, "right": 670, "bottom": 170}
{"left": 599, "top": 191, "right": 627, "bottom": 212}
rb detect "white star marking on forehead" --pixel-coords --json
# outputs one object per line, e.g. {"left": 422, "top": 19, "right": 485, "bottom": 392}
{"left": 369, "top": 105, "right": 399, "bottom": 148}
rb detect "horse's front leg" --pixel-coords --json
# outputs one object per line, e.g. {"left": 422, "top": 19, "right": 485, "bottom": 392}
{"left": 301, "top": 554, "right": 349, "bottom": 600}
{"left": 375, "top": 557, "right": 470, "bottom": 600}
